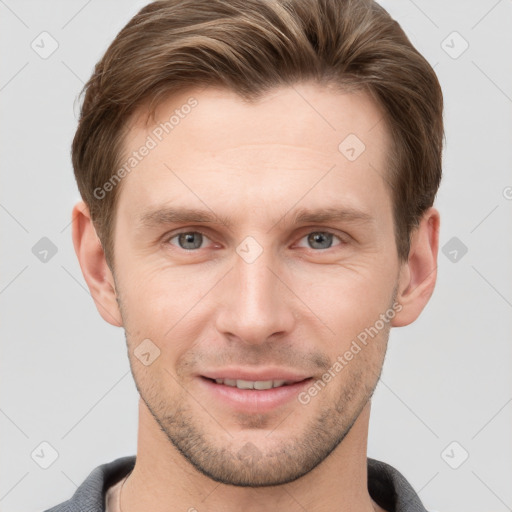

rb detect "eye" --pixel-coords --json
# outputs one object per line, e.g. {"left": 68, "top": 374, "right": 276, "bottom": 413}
{"left": 296, "top": 231, "right": 343, "bottom": 250}
{"left": 167, "top": 231, "right": 211, "bottom": 250}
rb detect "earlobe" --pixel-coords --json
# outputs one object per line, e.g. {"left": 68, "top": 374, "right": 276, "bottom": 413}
{"left": 71, "top": 201, "right": 123, "bottom": 327}
{"left": 391, "top": 207, "right": 440, "bottom": 328}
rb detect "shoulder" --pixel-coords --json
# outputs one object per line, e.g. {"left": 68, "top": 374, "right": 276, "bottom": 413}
{"left": 367, "top": 457, "right": 429, "bottom": 512}
{"left": 42, "top": 456, "right": 136, "bottom": 512}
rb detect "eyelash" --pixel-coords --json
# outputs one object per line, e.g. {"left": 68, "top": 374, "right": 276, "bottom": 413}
{"left": 165, "top": 229, "right": 347, "bottom": 252}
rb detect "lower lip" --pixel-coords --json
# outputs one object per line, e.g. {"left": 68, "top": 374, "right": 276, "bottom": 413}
{"left": 198, "top": 377, "right": 313, "bottom": 414}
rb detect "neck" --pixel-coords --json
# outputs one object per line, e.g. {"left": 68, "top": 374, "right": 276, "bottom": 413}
{"left": 121, "top": 399, "right": 381, "bottom": 512}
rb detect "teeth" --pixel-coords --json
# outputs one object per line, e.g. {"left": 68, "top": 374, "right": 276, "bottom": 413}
{"left": 236, "top": 379, "right": 255, "bottom": 389}
{"left": 213, "top": 378, "right": 290, "bottom": 389}
{"left": 254, "top": 380, "right": 274, "bottom": 390}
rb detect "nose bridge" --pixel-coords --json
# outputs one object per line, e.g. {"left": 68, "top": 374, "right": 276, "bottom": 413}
{"left": 215, "top": 237, "right": 295, "bottom": 344}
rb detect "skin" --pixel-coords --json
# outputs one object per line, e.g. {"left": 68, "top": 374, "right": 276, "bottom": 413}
{"left": 73, "top": 82, "right": 440, "bottom": 512}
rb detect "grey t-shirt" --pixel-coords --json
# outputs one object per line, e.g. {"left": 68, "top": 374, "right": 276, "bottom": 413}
{"left": 43, "top": 455, "right": 429, "bottom": 512}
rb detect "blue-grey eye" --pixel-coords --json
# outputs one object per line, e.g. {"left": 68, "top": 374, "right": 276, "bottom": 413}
{"left": 307, "top": 232, "right": 335, "bottom": 249}
{"left": 174, "top": 232, "right": 204, "bottom": 250}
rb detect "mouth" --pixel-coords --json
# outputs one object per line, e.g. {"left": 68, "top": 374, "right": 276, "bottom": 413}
{"left": 198, "top": 373, "right": 314, "bottom": 413}
{"left": 202, "top": 377, "right": 307, "bottom": 390}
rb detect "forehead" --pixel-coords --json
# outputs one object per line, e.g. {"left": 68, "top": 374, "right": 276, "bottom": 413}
{"left": 117, "top": 82, "right": 392, "bottom": 226}
{"left": 128, "top": 82, "right": 388, "bottom": 157}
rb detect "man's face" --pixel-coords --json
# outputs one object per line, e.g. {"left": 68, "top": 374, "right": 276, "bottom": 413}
{"left": 112, "top": 83, "right": 402, "bottom": 486}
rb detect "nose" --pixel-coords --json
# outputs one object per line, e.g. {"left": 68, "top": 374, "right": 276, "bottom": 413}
{"left": 214, "top": 244, "right": 297, "bottom": 345}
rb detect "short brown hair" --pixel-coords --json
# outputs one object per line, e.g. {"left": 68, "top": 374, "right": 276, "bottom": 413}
{"left": 72, "top": 0, "right": 443, "bottom": 265}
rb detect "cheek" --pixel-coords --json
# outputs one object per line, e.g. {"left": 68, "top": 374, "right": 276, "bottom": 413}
{"left": 116, "top": 253, "right": 184, "bottom": 316}
{"left": 291, "top": 264, "right": 396, "bottom": 339}
{"left": 117, "top": 264, "right": 212, "bottom": 363}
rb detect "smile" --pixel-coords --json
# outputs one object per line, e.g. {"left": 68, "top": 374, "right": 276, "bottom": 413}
{"left": 210, "top": 378, "right": 294, "bottom": 390}
{"left": 199, "top": 375, "right": 313, "bottom": 413}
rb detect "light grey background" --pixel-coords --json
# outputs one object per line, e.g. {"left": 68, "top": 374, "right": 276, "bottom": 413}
{"left": 1, "top": 1, "right": 511, "bottom": 511}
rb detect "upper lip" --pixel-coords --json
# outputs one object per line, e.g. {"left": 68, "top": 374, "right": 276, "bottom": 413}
{"left": 200, "top": 368, "right": 311, "bottom": 382}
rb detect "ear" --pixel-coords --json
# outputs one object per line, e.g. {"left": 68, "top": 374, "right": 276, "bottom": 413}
{"left": 391, "top": 207, "right": 440, "bottom": 327}
{"left": 71, "top": 201, "right": 123, "bottom": 327}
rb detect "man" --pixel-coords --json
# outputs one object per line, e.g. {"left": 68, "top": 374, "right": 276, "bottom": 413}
{"left": 46, "top": 0, "right": 443, "bottom": 510}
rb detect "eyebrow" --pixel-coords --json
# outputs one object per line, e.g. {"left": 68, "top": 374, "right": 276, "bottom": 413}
{"left": 290, "top": 207, "right": 374, "bottom": 226}
{"left": 139, "top": 205, "right": 375, "bottom": 230}
{"left": 139, "top": 207, "right": 232, "bottom": 229}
